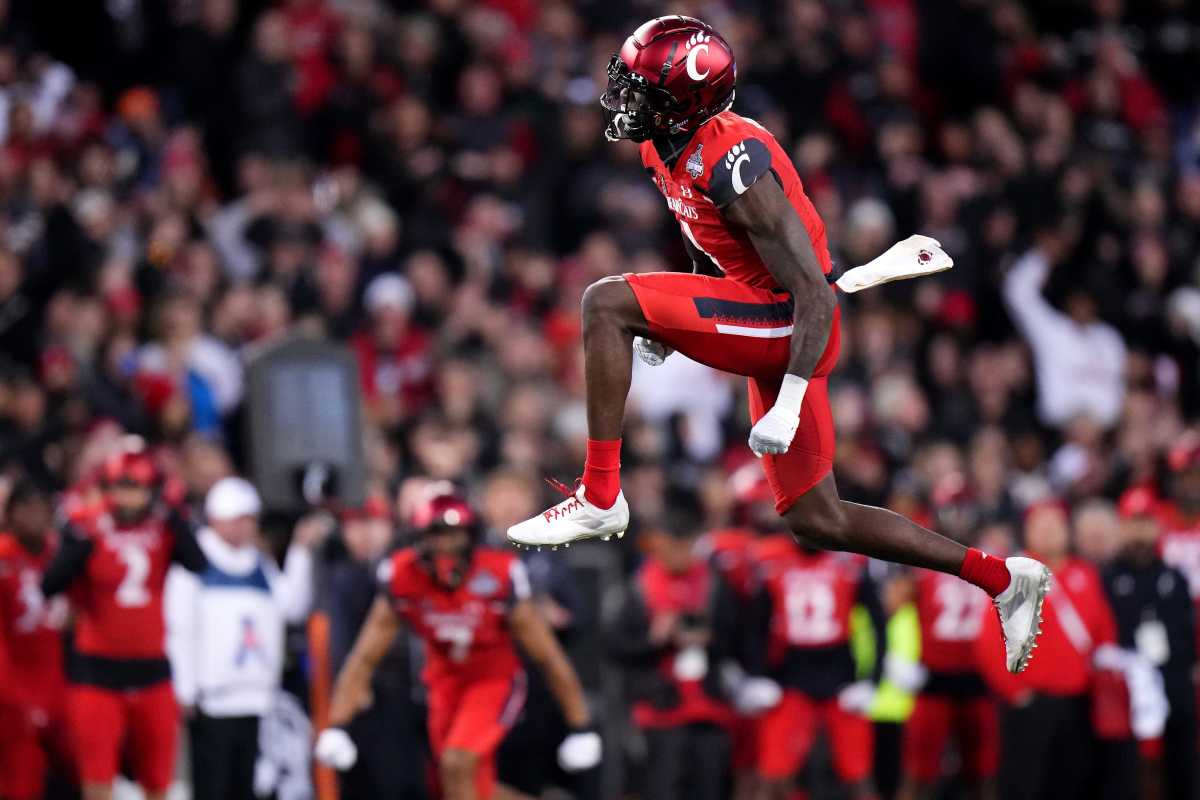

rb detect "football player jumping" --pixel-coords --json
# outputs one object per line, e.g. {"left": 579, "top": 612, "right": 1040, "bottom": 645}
{"left": 315, "top": 486, "right": 601, "bottom": 799}
{"left": 506, "top": 16, "right": 1049, "bottom": 675}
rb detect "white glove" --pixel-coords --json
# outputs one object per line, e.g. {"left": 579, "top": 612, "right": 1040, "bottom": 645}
{"left": 883, "top": 654, "right": 928, "bottom": 694}
{"left": 748, "top": 374, "right": 807, "bottom": 457}
{"left": 735, "top": 676, "right": 783, "bottom": 715}
{"left": 1126, "top": 655, "right": 1168, "bottom": 741}
{"left": 634, "top": 336, "right": 671, "bottom": 366}
{"left": 834, "top": 235, "right": 953, "bottom": 294}
{"left": 748, "top": 404, "right": 799, "bottom": 457}
{"left": 837, "top": 681, "right": 876, "bottom": 714}
{"left": 557, "top": 730, "right": 602, "bottom": 772}
{"left": 314, "top": 727, "right": 358, "bottom": 771}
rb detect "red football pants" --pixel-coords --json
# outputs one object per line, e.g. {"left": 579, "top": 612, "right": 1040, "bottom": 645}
{"left": 625, "top": 272, "right": 840, "bottom": 513}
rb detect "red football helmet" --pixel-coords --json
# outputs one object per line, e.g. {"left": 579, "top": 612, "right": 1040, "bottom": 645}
{"left": 99, "top": 447, "right": 159, "bottom": 489}
{"left": 98, "top": 441, "right": 162, "bottom": 524}
{"left": 411, "top": 485, "right": 479, "bottom": 589}
{"left": 602, "top": 15, "right": 736, "bottom": 142}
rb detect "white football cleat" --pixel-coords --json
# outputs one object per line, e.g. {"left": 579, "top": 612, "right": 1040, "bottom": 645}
{"left": 993, "top": 556, "right": 1052, "bottom": 673}
{"left": 507, "top": 483, "right": 629, "bottom": 549}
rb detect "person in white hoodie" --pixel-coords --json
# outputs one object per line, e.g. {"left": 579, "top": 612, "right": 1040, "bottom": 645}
{"left": 165, "top": 477, "right": 329, "bottom": 800}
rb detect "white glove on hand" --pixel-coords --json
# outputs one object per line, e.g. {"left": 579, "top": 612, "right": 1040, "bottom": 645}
{"left": 735, "top": 676, "right": 783, "bottom": 715}
{"left": 314, "top": 727, "right": 358, "bottom": 771}
{"left": 837, "top": 681, "right": 876, "bottom": 715}
{"left": 883, "top": 654, "right": 928, "bottom": 694}
{"left": 749, "top": 405, "right": 800, "bottom": 457}
{"left": 557, "top": 730, "right": 602, "bottom": 772}
{"left": 634, "top": 337, "right": 671, "bottom": 366}
{"left": 748, "top": 375, "right": 807, "bottom": 457}
{"left": 835, "top": 235, "right": 953, "bottom": 294}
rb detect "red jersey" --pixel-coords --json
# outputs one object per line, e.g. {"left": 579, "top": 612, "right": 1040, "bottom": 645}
{"left": 380, "top": 547, "right": 529, "bottom": 685}
{"left": 700, "top": 527, "right": 758, "bottom": 598}
{"left": 70, "top": 512, "right": 177, "bottom": 661}
{"left": 758, "top": 546, "right": 862, "bottom": 655}
{"left": 976, "top": 555, "right": 1116, "bottom": 701}
{"left": 639, "top": 110, "right": 833, "bottom": 289}
{"left": 1157, "top": 501, "right": 1200, "bottom": 602}
{"left": 0, "top": 533, "right": 66, "bottom": 710}
{"left": 631, "top": 558, "right": 732, "bottom": 729}
{"left": 913, "top": 569, "right": 989, "bottom": 674}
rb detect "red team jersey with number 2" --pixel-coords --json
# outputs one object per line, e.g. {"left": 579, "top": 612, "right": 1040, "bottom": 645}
{"left": 70, "top": 514, "right": 176, "bottom": 660}
{"left": 380, "top": 547, "right": 531, "bottom": 684}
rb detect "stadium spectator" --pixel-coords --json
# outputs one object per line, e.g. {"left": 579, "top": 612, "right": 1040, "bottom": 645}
{"left": 606, "top": 516, "right": 733, "bottom": 800}
{"left": 164, "top": 477, "right": 326, "bottom": 800}
{"left": 1104, "top": 487, "right": 1196, "bottom": 800}
{"left": 977, "top": 500, "right": 1117, "bottom": 800}
{"left": 1002, "top": 234, "right": 1127, "bottom": 430}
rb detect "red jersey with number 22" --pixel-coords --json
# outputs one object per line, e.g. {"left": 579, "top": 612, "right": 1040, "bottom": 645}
{"left": 381, "top": 547, "right": 530, "bottom": 685}
{"left": 914, "top": 569, "right": 989, "bottom": 673}
{"left": 639, "top": 110, "right": 833, "bottom": 289}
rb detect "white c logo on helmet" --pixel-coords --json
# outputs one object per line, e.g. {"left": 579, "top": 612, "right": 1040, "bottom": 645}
{"left": 686, "top": 43, "right": 710, "bottom": 81}
{"left": 731, "top": 152, "right": 751, "bottom": 194}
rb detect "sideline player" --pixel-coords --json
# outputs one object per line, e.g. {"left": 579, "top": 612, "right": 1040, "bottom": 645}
{"left": 314, "top": 486, "right": 601, "bottom": 799}
{"left": 0, "top": 480, "right": 71, "bottom": 800}
{"left": 748, "top": 535, "right": 885, "bottom": 799}
{"left": 41, "top": 443, "right": 207, "bottom": 800}
{"left": 505, "top": 15, "right": 1049, "bottom": 675}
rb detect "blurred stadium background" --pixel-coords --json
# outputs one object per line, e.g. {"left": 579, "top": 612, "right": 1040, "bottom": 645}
{"left": 1, "top": 0, "right": 1200, "bottom": 798}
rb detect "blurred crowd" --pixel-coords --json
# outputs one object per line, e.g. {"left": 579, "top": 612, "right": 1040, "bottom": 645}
{"left": 0, "top": 0, "right": 1199, "bottom": 797}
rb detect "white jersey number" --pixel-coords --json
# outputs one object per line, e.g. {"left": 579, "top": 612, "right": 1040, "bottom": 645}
{"left": 115, "top": 544, "right": 152, "bottom": 608}
{"left": 782, "top": 572, "right": 841, "bottom": 645}
{"left": 931, "top": 580, "right": 985, "bottom": 641}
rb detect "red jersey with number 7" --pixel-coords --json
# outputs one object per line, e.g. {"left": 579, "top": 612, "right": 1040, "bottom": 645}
{"left": 379, "top": 547, "right": 530, "bottom": 685}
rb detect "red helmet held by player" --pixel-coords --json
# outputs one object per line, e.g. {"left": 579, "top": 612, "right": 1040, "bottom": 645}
{"left": 97, "top": 439, "right": 164, "bottom": 524}
{"left": 99, "top": 448, "right": 159, "bottom": 489}
{"left": 410, "top": 484, "right": 480, "bottom": 590}
{"left": 602, "top": 15, "right": 736, "bottom": 143}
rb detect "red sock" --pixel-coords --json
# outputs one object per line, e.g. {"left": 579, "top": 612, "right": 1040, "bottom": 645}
{"left": 582, "top": 438, "right": 621, "bottom": 509}
{"left": 959, "top": 547, "right": 1011, "bottom": 597}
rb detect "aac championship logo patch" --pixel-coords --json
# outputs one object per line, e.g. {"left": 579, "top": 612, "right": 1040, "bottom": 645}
{"left": 686, "top": 144, "right": 704, "bottom": 179}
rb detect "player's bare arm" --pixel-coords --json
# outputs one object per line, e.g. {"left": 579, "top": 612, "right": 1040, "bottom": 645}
{"left": 328, "top": 595, "right": 398, "bottom": 726}
{"left": 315, "top": 595, "right": 400, "bottom": 771}
{"left": 508, "top": 598, "right": 603, "bottom": 772}
{"left": 508, "top": 598, "right": 590, "bottom": 728}
{"left": 722, "top": 174, "right": 835, "bottom": 383}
